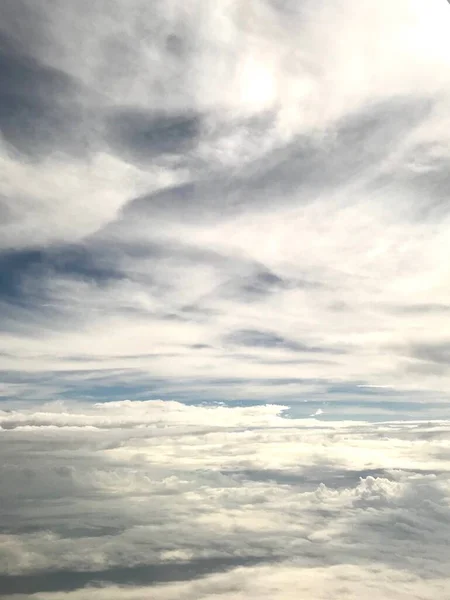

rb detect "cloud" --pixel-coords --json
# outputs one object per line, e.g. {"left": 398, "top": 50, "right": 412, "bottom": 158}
{"left": 0, "top": 31, "right": 87, "bottom": 159}
{"left": 2, "top": 1, "right": 450, "bottom": 404}
{"left": 310, "top": 408, "right": 324, "bottom": 417}
{"left": 3, "top": 5, "right": 450, "bottom": 595}
{"left": 408, "top": 342, "right": 450, "bottom": 366}
{"left": 104, "top": 109, "right": 202, "bottom": 164}
{"left": 0, "top": 401, "right": 450, "bottom": 598}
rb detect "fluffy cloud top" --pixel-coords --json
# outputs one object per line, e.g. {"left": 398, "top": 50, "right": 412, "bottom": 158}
{"left": 1, "top": 400, "right": 450, "bottom": 598}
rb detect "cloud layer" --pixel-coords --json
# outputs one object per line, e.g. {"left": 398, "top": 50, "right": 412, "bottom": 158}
{"left": 1, "top": 0, "right": 450, "bottom": 405}
{"left": 1, "top": 400, "right": 450, "bottom": 598}
{"left": 3, "top": 5, "right": 450, "bottom": 596}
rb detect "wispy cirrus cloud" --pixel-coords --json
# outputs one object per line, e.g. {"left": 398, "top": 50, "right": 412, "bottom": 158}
{"left": 1, "top": 0, "right": 450, "bottom": 406}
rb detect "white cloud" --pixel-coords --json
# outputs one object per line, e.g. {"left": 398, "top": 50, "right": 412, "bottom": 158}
{"left": 0, "top": 142, "right": 182, "bottom": 250}
{"left": 1, "top": 401, "right": 450, "bottom": 598}
{"left": 1, "top": 1, "right": 450, "bottom": 426}
{"left": 3, "top": 2, "right": 450, "bottom": 595}
{"left": 310, "top": 408, "right": 324, "bottom": 416}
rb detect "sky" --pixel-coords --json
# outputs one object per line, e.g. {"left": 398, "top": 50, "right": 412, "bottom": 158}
{"left": 1, "top": 0, "right": 450, "bottom": 413}
{"left": 2, "top": 0, "right": 450, "bottom": 598}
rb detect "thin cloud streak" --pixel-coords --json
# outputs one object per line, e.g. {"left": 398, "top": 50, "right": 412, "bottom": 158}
{"left": 2, "top": 5, "right": 450, "bottom": 597}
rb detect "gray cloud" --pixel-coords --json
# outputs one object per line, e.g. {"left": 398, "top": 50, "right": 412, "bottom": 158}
{"left": 0, "top": 31, "right": 93, "bottom": 159}
{"left": 0, "top": 556, "right": 273, "bottom": 596}
{"left": 407, "top": 342, "right": 450, "bottom": 367}
{"left": 390, "top": 303, "right": 450, "bottom": 315}
{"left": 0, "top": 401, "right": 450, "bottom": 599}
{"left": 114, "top": 96, "right": 431, "bottom": 230}
{"left": 104, "top": 109, "right": 202, "bottom": 164}
{"left": 226, "top": 328, "right": 339, "bottom": 354}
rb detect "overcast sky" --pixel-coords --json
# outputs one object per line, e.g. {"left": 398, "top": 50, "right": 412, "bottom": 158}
{"left": 1, "top": 0, "right": 450, "bottom": 411}
{"left": 2, "top": 2, "right": 450, "bottom": 598}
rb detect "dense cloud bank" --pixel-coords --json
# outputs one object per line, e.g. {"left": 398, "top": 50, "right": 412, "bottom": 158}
{"left": 1, "top": 400, "right": 450, "bottom": 598}
{"left": 1, "top": 1, "right": 450, "bottom": 403}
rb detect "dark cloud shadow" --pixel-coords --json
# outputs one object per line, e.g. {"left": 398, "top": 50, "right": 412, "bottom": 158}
{"left": 390, "top": 303, "right": 450, "bottom": 315}
{"left": 0, "top": 31, "right": 90, "bottom": 158}
{"left": 226, "top": 329, "right": 344, "bottom": 354}
{"left": 234, "top": 269, "right": 290, "bottom": 301}
{"left": 217, "top": 268, "right": 320, "bottom": 304}
{"left": 0, "top": 555, "right": 276, "bottom": 596}
{"left": 408, "top": 342, "right": 450, "bottom": 366}
{"left": 223, "top": 466, "right": 447, "bottom": 490}
{"left": 0, "top": 245, "right": 129, "bottom": 334}
{"left": 0, "top": 246, "right": 124, "bottom": 304}
{"left": 105, "top": 108, "right": 201, "bottom": 162}
{"left": 116, "top": 96, "right": 431, "bottom": 227}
